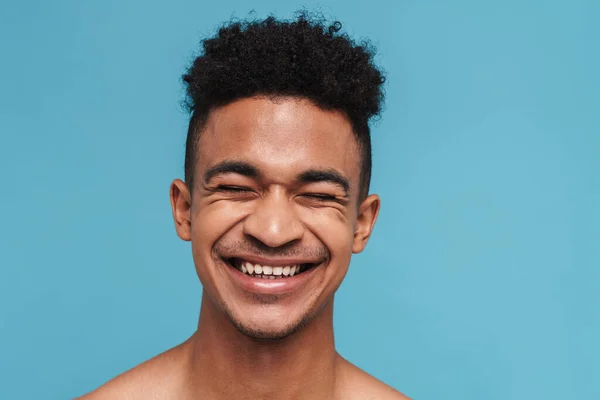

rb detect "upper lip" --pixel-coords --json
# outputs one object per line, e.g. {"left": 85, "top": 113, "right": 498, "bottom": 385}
{"left": 225, "top": 255, "right": 322, "bottom": 267}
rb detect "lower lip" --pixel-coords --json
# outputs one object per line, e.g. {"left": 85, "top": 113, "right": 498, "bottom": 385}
{"left": 223, "top": 261, "right": 322, "bottom": 295}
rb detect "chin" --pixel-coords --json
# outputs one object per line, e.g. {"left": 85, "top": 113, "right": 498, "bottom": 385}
{"left": 234, "top": 322, "right": 306, "bottom": 341}
{"left": 227, "top": 308, "right": 316, "bottom": 341}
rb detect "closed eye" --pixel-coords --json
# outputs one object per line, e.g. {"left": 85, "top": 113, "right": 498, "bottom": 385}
{"left": 216, "top": 185, "right": 254, "bottom": 193}
{"left": 302, "top": 193, "right": 338, "bottom": 201}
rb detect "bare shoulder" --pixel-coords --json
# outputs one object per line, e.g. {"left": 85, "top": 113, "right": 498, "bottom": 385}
{"left": 76, "top": 340, "right": 191, "bottom": 400}
{"left": 337, "top": 357, "right": 411, "bottom": 400}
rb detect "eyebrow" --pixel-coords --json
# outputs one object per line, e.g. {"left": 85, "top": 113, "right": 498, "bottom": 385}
{"left": 203, "top": 160, "right": 350, "bottom": 194}
{"left": 203, "top": 160, "right": 260, "bottom": 183}
{"left": 297, "top": 169, "right": 350, "bottom": 194}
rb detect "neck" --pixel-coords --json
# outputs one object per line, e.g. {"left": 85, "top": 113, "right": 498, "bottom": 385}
{"left": 184, "top": 291, "right": 339, "bottom": 399}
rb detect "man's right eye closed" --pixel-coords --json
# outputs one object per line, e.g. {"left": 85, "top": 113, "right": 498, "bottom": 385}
{"left": 216, "top": 185, "right": 254, "bottom": 193}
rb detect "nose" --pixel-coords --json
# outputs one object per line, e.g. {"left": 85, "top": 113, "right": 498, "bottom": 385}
{"left": 243, "top": 187, "right": 304, "bottom": 248}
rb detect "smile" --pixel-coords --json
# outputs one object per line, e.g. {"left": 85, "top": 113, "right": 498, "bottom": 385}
{"left": 226, "top": 258, "right": 319, "bottom": 279}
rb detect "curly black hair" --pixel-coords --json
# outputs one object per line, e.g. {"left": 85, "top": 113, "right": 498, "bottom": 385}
{"left": 182, "top": 12, "right": 385, "bottom": 200}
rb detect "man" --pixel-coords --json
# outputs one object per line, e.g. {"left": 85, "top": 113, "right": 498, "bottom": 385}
{"left": 81, "top": 12, "right": 409, "bottom": 400}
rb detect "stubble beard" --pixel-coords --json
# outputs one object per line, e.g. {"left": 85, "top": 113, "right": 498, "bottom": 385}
{"left": 207, "top": 238, "right": 332, "bottom": 341}
{"left": 213, "top": 293, "right": 327, "bottom": 341}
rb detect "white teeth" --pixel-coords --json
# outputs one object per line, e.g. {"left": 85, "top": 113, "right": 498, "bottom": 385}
{"left": 236, "top": 260, "right": 308, "bottom": 278}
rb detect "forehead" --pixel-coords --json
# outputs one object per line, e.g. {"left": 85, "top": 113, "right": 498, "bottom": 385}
{"left": 197, "top": 97, "right": 361, "bottom": 188}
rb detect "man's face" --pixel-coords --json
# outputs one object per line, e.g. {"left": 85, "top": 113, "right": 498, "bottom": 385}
{"left": 171, "top": 97, "right": 380, "bottom": 339}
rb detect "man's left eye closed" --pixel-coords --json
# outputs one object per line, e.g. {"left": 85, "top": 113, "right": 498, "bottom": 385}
{"left": 302, "top": 193, "right": 338, "bottom": 201}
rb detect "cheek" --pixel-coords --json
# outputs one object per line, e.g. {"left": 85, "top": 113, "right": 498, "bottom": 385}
{"left": 298, "top": 207, "right": 355, "bottom": 267}
{"left": 190, "top": 200, "right": 253, "bottom": 265}
{"left": 192, "top": 200, "right": 252, "bottom": 237}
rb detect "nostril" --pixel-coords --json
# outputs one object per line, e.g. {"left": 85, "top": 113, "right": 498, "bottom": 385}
{"left": 242, "top": 207, "right": 304, "bottom": 248}
{"left": 244, "top": 231, "right": 303, "bottom": 251}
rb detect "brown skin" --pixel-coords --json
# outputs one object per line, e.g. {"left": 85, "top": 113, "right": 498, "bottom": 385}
{"left": 79, "top": 97, "right": 409, "bottom": 400}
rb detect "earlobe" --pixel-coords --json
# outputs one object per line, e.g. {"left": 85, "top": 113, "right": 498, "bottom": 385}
{"left": 352, "top": 194, "right": 380, "bottom": 253}
{"left": 170, "top": 179, "right": 193, "bottom": 241}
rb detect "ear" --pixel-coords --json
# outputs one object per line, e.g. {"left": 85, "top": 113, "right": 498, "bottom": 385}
{"left": 352, "top": 194, "right": 381, "bottom": 253}
{"left": 170, "top": 179, "right": 192, "bottom": 241}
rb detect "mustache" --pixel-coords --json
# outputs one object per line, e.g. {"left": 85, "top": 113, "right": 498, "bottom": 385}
{"left": 214, "top": 237, "right": 329, "bottom": 261}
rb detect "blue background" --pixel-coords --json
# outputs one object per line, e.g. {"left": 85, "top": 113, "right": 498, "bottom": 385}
{"left": 1, "top": 1, "right": 598, "bottom": 399}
